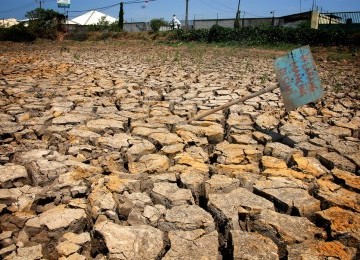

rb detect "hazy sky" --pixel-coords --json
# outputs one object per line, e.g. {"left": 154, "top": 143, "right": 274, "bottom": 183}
{"left": 1, "top": 0, "right": 359, "bottom": 22}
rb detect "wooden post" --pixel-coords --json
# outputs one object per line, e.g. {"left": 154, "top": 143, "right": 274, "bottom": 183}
{"left": 186, "top": 84, "right": 278, "bottom": 124}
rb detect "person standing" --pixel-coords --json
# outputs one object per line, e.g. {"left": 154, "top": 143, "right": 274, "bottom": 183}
{"left": 171, "top": 14, "right": 181, "bottom": 29}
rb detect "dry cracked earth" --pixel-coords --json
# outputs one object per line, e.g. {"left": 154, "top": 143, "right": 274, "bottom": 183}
{"left": 0, "top": 40, "right": 359, "bottom": 260}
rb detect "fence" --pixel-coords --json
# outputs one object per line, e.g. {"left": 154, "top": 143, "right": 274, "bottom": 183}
{"left": 318, "top": 11, "right": 360, "bottom": 31}
{"left": 319, "top": 11, "right": 360, "bottom": 25}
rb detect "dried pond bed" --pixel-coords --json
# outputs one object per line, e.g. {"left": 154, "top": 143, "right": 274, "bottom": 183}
{"left": 0, "top": 41, "right": 359, "bottom": 259}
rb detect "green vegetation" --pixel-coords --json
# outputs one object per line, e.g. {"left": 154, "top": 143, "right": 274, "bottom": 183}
{"left": 26, "top": 8, "right": 65, "bottom": 39}
{"left": 87, "top": 17, "right": 120, "bottom": 32}
{"left": 0, "top": 23, "right": 36, "bottom": 42}
{"left": 174, "top": 24, "right": 356, "bottom": 46}
{"left": 150, "top": 18, "right": 168, "bottom": 32}
{"left": 260, "top": 73, "right": 270, "bottom": 84}
{"left": 0, "top": 8, "right": 64, "bottom": 42}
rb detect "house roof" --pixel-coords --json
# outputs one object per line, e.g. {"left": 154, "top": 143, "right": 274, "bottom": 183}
{"left": 71, "top": 10, "right": 117, "bottom": 25}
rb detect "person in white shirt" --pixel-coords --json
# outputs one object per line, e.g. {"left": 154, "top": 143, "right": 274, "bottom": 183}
{"left": 171, "top": 14, "right": 181, "bottom": 29}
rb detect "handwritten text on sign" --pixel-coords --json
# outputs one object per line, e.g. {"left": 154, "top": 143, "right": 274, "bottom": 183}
{"left": 274, "top": 45, "right": 323, "bottom": 111}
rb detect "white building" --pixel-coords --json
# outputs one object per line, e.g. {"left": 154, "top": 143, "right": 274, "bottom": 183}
{"left": 71, "top": 10, "right": 117, "bottom": 25}
{"left": 0, "top": 18, "right": 19, "bottom": 28}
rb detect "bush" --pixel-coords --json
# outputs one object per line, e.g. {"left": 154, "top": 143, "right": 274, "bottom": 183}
{"left": 208, "top": 24, "right": 233, "bottom": 42}
{"left": 26, "top": 8, "right": 65, "bottom": 39}
{"left": 150, "top": 18, "right": 168, "bottom": 32}
{"left": 174, "top": 24, "right": 355, "bottom": 46}
{"left": 0, "top": 23, "right": 36, "bottom": 42}
{"left": 87, "top": 17, "right": 121, "bottom": 32}
{"left": 175, "top": 29, "right": 208, "bottom": 42}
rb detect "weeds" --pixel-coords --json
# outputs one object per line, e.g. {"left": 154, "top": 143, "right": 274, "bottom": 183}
{"left": 73, "top": 53, "right": 80, "bottom": 60}
{"left": 260, "top": 73, "right": 270, "bottom": 84}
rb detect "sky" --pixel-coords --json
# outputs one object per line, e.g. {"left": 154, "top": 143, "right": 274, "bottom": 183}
{"left": 0, "top": 0, "right": 359, "bottom": 22}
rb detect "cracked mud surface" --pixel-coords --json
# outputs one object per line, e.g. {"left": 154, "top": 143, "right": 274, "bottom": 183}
{"left": 0, "top": 40, "right": 359, "bottom": 259}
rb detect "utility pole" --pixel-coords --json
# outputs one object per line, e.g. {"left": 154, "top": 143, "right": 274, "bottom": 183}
{"left": 312, "top": 0, "right": 316, "bottom": 11}
{"left": 36, "top": 0, "right": 44, "bottom": 9}
{"left": 185, "top": 0, "right": 189, "bottom": 29}
{"left": 236, "top": 0, "right": 241, "bottom": 19}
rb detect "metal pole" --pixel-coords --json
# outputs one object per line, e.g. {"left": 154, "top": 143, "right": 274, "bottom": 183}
{"left": 185, "top": 0, "right": 189, "bottom": 29}
{"left": 186, "top": 84, "right": 278, "bottom": 123}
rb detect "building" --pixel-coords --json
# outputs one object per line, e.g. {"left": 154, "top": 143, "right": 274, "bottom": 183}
{"left": 0, "top": 18, "right": 19, "bottom": 28}
{"left": 193, "top": 11, "right": 318, "bottom": 30}
{"left": 71, "top": 10, "right": 117, "bottom": 25}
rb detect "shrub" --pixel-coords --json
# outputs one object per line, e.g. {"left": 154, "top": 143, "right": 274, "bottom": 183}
{"left": 0, "top": 23, "right": 36, "bottom": 42}
{"left": 26, "top": 8, "right": 65, "bottom": 39}
{"left": 208, "top": 24, "right": 233, "bottom": 42}
{"left": 150, "top": 18, "right": 168, "bottom": 32}
{"left": 174, "top": 25, "right": 356, "bottom": 46}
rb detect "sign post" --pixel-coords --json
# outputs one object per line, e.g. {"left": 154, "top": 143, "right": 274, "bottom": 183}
{"left": 186, "top": 46, "right": 323, "bottom": 123}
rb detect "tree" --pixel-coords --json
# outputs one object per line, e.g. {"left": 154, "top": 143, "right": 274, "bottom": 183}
{"left": 25, "top": 8, "right": 65, "bottom": 39}
{"left": 150, "top": 18, "right": 167, "bottom": 32}
{"left": 118, "top": 2, "right": 124, "bottom": 31}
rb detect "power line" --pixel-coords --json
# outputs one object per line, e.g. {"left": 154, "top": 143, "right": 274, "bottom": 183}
{"left": 244, "top": 11, "right": 268, "bottom": 18}
{"left": 0, "top": 1, "right": 36, "bottom": 15}
{"left": 208, "top": 0, "right": 234, "bottom": 11}
{"left": 198, "top": 0, "right": 232, "bottom": 13}
{"left": 68, "top": 0, "right": 156, "bottom": 13}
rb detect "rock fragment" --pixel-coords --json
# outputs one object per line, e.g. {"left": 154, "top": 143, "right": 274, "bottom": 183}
{"left": 291, "top": 155, "right": 328, "bottom": 178}
{"left": 163, "top": 230, "right": 220, "bottom": 259}
{"left": 159, "top": 205, "right": 215, "bottom": 233}
{"left": 11, "top": 244, "right": 43, "bottom": 260}
{"left": 208, "top": 187, "right": 274, "bottom": 231}
{"left": 25, "top": 205, "right": 87, "bottom": 231}
{"left": 151, "top": 182, "right": 194, "bottom": 208}
{"left": 249, "top": 209, "right": 324, "bottom": 258}
{"left": 129, "top": 154, "right": 170, "bottom": 174}
{"left": 316, "top": 206, "right": 360, "bottom": 250}
{"left": 318, "top": 152, "right": 356, "bottom": 173}
{"left": 231, "top": 230, "right": 278, "bottom": 260}
{"left": 316, "top": 179, "right": 360, "bottom": 213}
{"left": 205, "top": 175, "right": 240, "bottom": 195}
{"left": 287, "top": 240, "right": 357, "bottom": 260}
{"left": 94, "top": 221, "right": 164, "bottom": 259}
{"left": 264, "top": 142, "right": 303, "bottom": 163}
{"left": 0, "top": 164, "right": 28, "bottom": 188}
{"left": 332, "top": 168, "right": 360, "bottom": 192}
{"left": 254, "top": 177, "right": 321, "bottom": 218}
